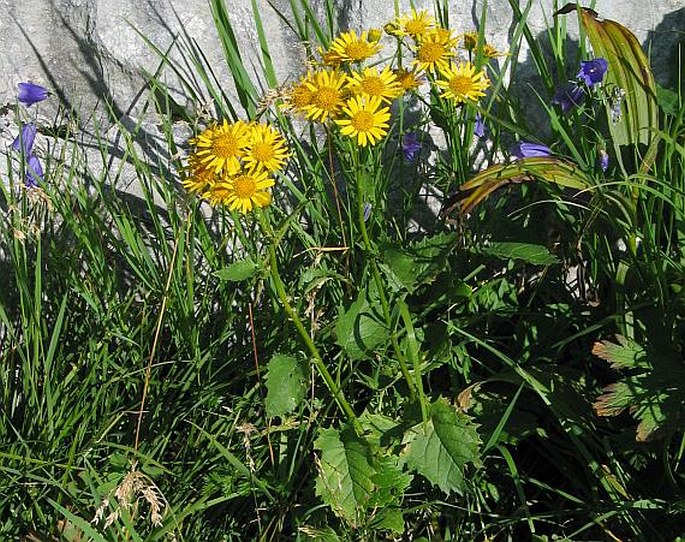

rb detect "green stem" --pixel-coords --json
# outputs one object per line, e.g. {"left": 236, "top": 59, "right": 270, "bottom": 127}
{"left": 353, "top": 152, "right": 417, "bottom": 400}
{"left": 258, "top": 214, "right": 361, "bottom": 434}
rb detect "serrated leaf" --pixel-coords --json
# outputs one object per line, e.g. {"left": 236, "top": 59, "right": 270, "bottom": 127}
{"left": 380, "top": 233, "right": 457, "bottom": 292}
{"left": 314, "top": 427, "right": 376, "bottom": 526}
{"left": 404, "top": 398, "right": 481, "bottom": 494}
{"left": 335, "top": 289, "right": 388, "bottom": 360}
{"left": 215, "top": 258, "right": 257, "bottom": 282}
{"left": 476, "top": 242, "right": 558, "bottom": 265}
{"left": 591, "top": 335, "right": 648, "bottom": 370}
{"left": 369, "top": 508, "right": 405, "bottom": 534}
{"left": 265, "top": 354, "right": 306, "bottom": 417}
{"left": 456, "top": 158, "right": 591, "bottom": 215}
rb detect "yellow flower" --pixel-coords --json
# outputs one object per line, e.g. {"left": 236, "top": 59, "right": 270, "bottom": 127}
{"left": 182, "top": 154, "right": 216, "bottom": 195}
{"left": 326, "top": 30, "right": 381, "bottom": 63}
{"left": 413, "top": 28, "right": 456, "bottom": 73}
{"left": 206, "top": 169, "right": 275, "bottom": 213}
{"left": 347, "top": 66, "right": 402, "bottom": 103}
{"left": 483, "top": 43, "right": 506, "bottom": 59}
{"left": 435, "top": 62, "right": 490, "bottom": 104}
{"left": 335, "top": 95, "right": 390, "bottom": 147}
{"left": 393, "top": 68, "right": 424, "bottom": 92}
{"left": 243, "top": 123, "right": 290, "bottom": 173}
{"left": 302, "top": 70, "right": 348, "bottom": 122}
{"left": 192, "top": 120, "right": 250, "bottom": 175}
{"left": 319, "top": 46, "right": 344, "bottom": 68}
{"left": 388, "top": 9, "right": 436, "bottom": 39}
{"left": 461, "top": 31, "right": 479, "bottom": 51}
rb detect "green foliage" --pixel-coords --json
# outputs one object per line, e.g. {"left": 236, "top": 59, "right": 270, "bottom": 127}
{"left": 334, "top": 288, "right": 389, "bottom": 361}
{"left": 404, "top": 398, "right": 481, "bottom": 495}
{"left": 264, "top": 353, "right": 307, "bottom": 417}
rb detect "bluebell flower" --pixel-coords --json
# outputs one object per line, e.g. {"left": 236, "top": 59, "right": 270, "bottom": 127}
{"left": 598, "top": 150, "right": 609, "bottom": 172}
{"left": 402, "top": 132, "right": 422, "bottom": 162}
{"left": 474, "top": 112, "right": 486, "bottom": 138}
{"left": 511, "top": 141, "right": 552, "bottom": 159}
{"left": 11, "top": 123, "right": 37, "bottom": 155}
{"left": 552, "top": 82, "right": 585, "bottom": 113}
{"left": 17, "top": 82, "right": 49, "bottom": 107}
{"left": 25, "top": 155, "right": 44, "bottom": 187}
{"left": 577, "top": 58, "right": 608, "bottom": 88}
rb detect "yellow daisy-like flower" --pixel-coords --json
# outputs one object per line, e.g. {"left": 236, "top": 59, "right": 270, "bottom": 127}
{"left": 182, "top": 154, "right": 216, "bottom": 195}
{"left": 206, "top": 169, "right": 275, "bottom": 213}
{"left": 243, "top": 123, "right": 290, "bottom": 173}
{"left": 193, "top": 120, "right": 250, "bottom": 175}
{"left": 413, "top": 29, "right": 457, "bottom": 73}
{"left": 327, "top": 30, "right": 382, "bottom": 63}
{"left": 393, "top": 68, "right": 425, "bottom": 92}
{"left": 347, "top": 66, "right": 402, "bottom": 103}
{"left": 319, "top": 46, "right": 344, "bottom": 68}
{"left": 435, "top": 62, "right": 490, "bottom": 104}
{"left": 387, "top": 9, "right": 436, "bottom": 39}
{"left": 461, "top": 31, "right": 479, "bottom": 51}
{"left": 483, "top": 43, "right": 506, "bottom": 59}
{"left": 335, "top": 95, "right": 390, "bottom": 147}
{"left": 302, "top": 70, "right": 348, "bottom": 122}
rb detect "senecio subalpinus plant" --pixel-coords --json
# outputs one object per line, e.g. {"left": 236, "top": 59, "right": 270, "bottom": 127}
{"left": 176, "top": 7, "right": 498, "bottom": 535}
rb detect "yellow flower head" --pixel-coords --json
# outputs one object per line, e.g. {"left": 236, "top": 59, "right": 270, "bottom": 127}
{"left": 461, "top": 31, "right": 479, "bottom": 51}
{"left": 206, "top": 169, "right": 275, "bottom": 213}
{"left": 388, "top": 9, "right": 436, "bottom": 39}
{"left": 319, "top": 46, "right": 344, "bottom": 68}
{"left": 347, "top": 66, "right": 402, "bottom": 103}
{"left": 192, "top": 120, "right": 250, "bottom": 175}
{"left": 326, "top": 30, "right": 382, "bottom": 63}
{"left": 483, "top": 43, "right": 506, "bottom": 59}
{"left": 335, "top": 95, "right": 391, "bottom": 147}
{"left": 182, "top": 154, "right": 216, "bottom": 195}
{"left": 413, "top": 28, "right": 457, "bottom": 73}
{"left": 393, "top": 68, "right": 425, "bottom": 92}
{"left": 435, "top": 62, "right": 490, "bottom": 104}
{"left": 243, "top": 123, "right": 290, "bottom": 173}
{"left": 302, "top": 70, "right": 348, "bottom": 122}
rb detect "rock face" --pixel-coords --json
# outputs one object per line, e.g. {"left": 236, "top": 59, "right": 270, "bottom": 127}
{"left": 2, "top": 0, "right": 684, "bottom": 118}
{"left": 1, "top": 0, "right": 684, "bottom": 192}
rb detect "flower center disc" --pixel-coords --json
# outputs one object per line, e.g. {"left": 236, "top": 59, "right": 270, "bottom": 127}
{"left": 405, "top": 20, "right": 427, "bottom": 35}
{"left": 213, "top": 133, "right": 239, "bottom": 158}
{"left": 233, "top": 175, "right": 257, "bottom": 198}
{"left": 314, "top": 87, "right": 340, "bottom": 110}
{"left": 448, "top": 75, "right": 471, "bottom": 95}
{"left": 345, "top": 43, "right": 373, "bottom": 61}
{"left": 252, "top": 142, "right": 275, "bottom": 162}
{"left": 418, "top": 43, "right": 444, "bottom": 63}
{"left": 361, "top": 77, "right": 385, "bottom": 96}
{"left": 351, "top": 111, "right": 374, "bottom": 131}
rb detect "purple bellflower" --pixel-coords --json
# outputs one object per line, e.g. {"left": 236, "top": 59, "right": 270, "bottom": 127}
{"left": 402, "top": 132, "right": 422, "bottom": 162}
{"left": 577, "top": 58, "right": 608, "bottom": 88}
{"left": 11, "top": 123, "right": 37, "bottom": 155}
{"left": 25, "top": 155, "right": 44, "bottom": 187}
{"left": 511, "top": 141, "right": 552, "bottom": 159}
{"left": 598, "top": 150, "right": 609, "bottom": 172}
{"left": 474, "top": 112, "right": 486, "bottom": 138}
{"left": 552, "top": 82, "right": 585, "bottom": 114}
{"left": 18, "top": 82, "right": 49, "bottom": 107}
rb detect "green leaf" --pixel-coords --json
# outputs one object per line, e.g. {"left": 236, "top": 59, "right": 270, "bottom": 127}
{"left": 369, "top": 508, "right": 405, "bottom": 534}
{"left": 404, "top": 398, "right": 481, "bottom": 494}
{"left": 298, "top": 525, "right": 341, "bottom": 542}
{"left": 457, "top": 157, "right": 591, "bottom": 215}
{"left": 215, "top": 258, "right": 257, "bottom": 282}
{"left": 476, "top": 242, "right": 558, "bottom": 265}
{"left": 380, "top": 233, "right": 458, "bottom": 292}
{"left": 314, "top": 426, "right": 376, "bottom": 526}
{"left": 265, "top": 354, "right": 306, "bottom": 417}
{"left": 335, "top": 289, "right": 388, "bottom": 360}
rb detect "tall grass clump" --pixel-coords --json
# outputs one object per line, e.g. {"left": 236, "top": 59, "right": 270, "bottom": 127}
{"left": 1, "top": 0, "right": 685, "bottom": 539}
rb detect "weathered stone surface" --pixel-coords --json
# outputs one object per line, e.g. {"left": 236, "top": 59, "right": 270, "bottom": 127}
{"left": 1, "top": 0, "right": 684, "bottom": 193}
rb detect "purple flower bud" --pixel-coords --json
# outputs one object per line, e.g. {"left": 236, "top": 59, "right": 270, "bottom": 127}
{"left": 11, "top": 123, "right": 37, "bottom": 156}
{"left": 402, "top": 132, "right": 422, "bottom": 162}
{"left": 552, "top": 82, "right": 585, "bottom": 113}
{"left": 598, "top": 150, "right": 609, "bottom": 172}
{"left": 25, "top": 155, "right": 44, "bottom": 187}
{"left": 474, "top": 112, "right": 486, "bottom": 138}
{"left": 577, "top": 58, "right": 608, "bottom": 88}
{"left": 17, "top": 82, "right": 49, "bottom": 107}
{"left": 511, "top": 141, "right": 552, "bottom": 159}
